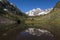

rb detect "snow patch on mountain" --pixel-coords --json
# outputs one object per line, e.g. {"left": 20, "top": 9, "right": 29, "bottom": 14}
{"left": 26, "top": 8, "right": 53, "bottom": 16}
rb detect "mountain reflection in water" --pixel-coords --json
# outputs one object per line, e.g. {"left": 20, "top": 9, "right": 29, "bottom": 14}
{"left": 16, "top": 28, "right": 55, "bottom": 40}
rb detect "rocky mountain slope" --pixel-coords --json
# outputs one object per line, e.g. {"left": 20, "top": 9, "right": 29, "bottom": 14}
{"left": 0, "top": 0, "right": 24, "bottom": 16}
{"left": 0, "top": 0, "right": 26, "bottom": 25}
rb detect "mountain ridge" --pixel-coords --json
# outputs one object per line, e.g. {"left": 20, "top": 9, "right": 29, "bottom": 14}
{"left": 26, "top": 8, "right": 53, "bottom": 16}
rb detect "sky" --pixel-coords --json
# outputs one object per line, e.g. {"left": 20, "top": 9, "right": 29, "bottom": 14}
{"left": 9, "top": 0, "right": 59, "bottom": 12}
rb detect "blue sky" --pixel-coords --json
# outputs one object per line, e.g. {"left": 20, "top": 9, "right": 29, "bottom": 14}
{"left": 9, "top": 0, "right": 59, "bottom": 12}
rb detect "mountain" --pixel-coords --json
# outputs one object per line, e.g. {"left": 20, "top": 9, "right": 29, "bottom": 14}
{"left": 0, "top": 0, "right": 60, "bottom": 40}
{"left": 25, "top": 1, "right": 60, "bottom": 40}
{"left": 54, "top": 1, "right": 60, "bottom": 8}
{"left": 0, "top": 0, "right": 26, "bottom": 25}
{"left": 0, "top": 0, "right": 25, "bottom": 16}
{"left": 0, "top": 0, "right": 26, "bottom": 40}
{"left": 0, "top": 0, "right": 27, "bottom": 19}
{"left": 26, "top": 8, "right": 53, "bottom": 16}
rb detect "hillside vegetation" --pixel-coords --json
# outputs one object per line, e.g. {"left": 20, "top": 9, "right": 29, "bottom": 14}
{"left": 0, "top": 0, "right": 60, "bottom": 40}
{"left": 25, "top": 1, "right": 60, "bottom": 40}
{"left": 0, "top": 1, "right": 26, "bottom": 40}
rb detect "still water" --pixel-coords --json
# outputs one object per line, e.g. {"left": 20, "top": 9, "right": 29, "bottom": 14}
{"left": 16, "top": 28, "right": 55, "bottom": 40}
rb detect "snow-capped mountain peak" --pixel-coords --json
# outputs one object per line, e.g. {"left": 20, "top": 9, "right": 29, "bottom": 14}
{"left": 26, "top": 8, "right": 53, "bottom": 16}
